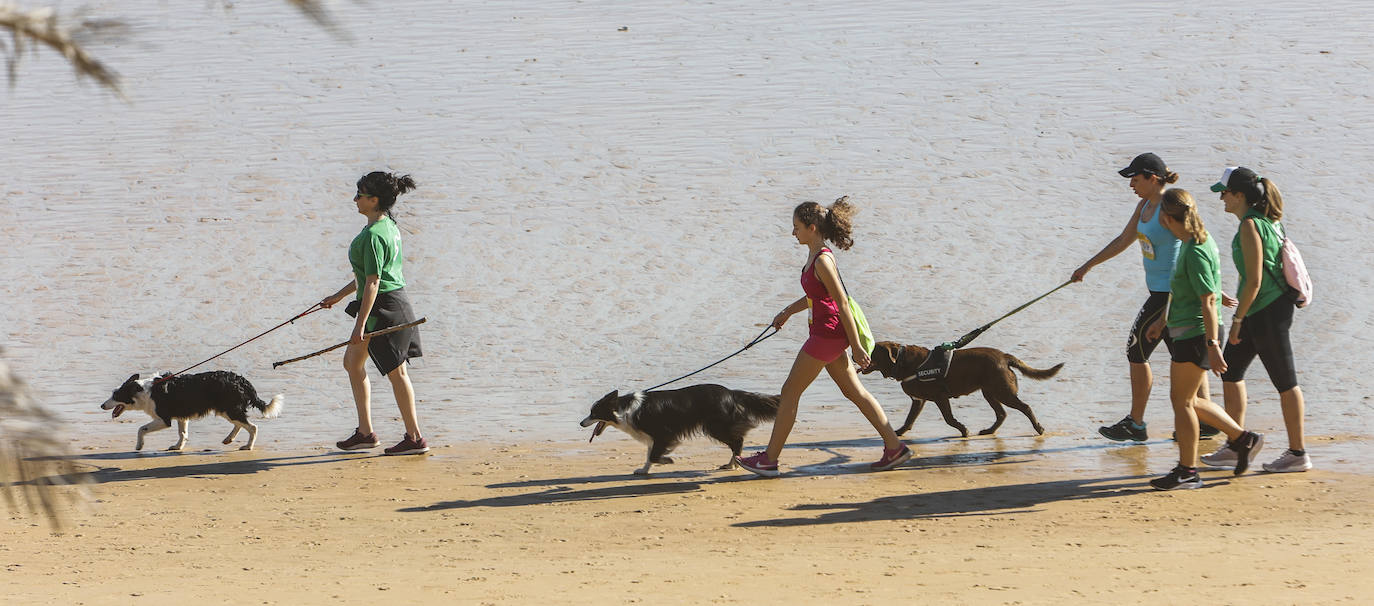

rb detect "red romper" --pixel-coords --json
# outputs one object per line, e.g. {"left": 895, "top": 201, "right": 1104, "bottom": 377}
{"left": 800, "top": 249, "right": 850, "bottom": 363}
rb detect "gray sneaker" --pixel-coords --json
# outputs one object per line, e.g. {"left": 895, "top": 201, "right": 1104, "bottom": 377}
{"left": 1099, "top": 416, "right": 1148, "bottom": 442}
{"left": 1200, "top": 442, "right": 1238, "bottom": 468}
{"left": 1262, "top": 450, "right": 1312, "bottom": 473}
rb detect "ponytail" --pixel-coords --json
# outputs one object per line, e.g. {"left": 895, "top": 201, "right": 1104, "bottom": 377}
{"left": 1161, "top": 188, "right": 1208, "bottom": 244}
{"left": 794, "top": 195, "right": 856, "bottom": 250}
{"left": 1255, "top": 177, "right": 1283, "bottom": 222}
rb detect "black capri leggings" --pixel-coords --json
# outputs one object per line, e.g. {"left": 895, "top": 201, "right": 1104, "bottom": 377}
{"left": 1222, "top": 295, "right": 1298, "bottom": 392}
{"left": 1127, "top": 291, "right": 1173, "bottom": 364}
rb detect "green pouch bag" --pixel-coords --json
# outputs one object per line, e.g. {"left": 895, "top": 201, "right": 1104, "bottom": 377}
{"left": 847, "top": 296, "right": 875, "bottom": 355}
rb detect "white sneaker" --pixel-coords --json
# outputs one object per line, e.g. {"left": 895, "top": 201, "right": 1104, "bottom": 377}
{"left": 1200, "top": 443, "right": 1238, "bottom": 468}
{"left": 1262, "top": 450, "right": 1313, "bottom": 473}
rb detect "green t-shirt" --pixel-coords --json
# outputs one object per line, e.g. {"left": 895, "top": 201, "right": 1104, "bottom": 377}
{"left": 349, "top": 216, "right": 405, "bottom": 297}
{"left": 1166, "top": 237, "right": 1222, "bottom": 340}
{"left": 1232, "top": 210, "right": 1286, "bottom": 316}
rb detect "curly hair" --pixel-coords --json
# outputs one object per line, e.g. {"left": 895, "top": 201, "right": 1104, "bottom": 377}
{"left": 794, "top": 195, "right": 856, "bottom": 250}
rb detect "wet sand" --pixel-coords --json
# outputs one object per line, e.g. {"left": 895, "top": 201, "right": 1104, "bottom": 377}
{"left": 4, "top": 431, "right": 1373, "bottom": 604}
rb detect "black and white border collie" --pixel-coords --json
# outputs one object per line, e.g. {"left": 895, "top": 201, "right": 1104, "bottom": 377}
{"left": 100, "top": 371, "right": 284, "bottom": 451}
{"left": 579, "top": 383, "right": 779, "bottom": 475}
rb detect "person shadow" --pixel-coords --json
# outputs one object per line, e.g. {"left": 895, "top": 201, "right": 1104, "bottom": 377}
{"left": 731, "top": 474, "right": 1192, "bottom": 528}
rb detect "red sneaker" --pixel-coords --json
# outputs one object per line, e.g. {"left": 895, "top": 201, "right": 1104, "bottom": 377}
{"left": 735, "top": 451, "right": 779, "bottom": 477}
{"left": 336, "top": 429, "right": 379, "bottom": 451}
{"left": 383, "top": 434, "right": 430, "bottom": 456}
{"left": 870, "top": 444, "right": 911, "bottom": 471}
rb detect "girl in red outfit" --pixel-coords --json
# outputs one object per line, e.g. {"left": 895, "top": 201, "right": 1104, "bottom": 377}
{"left": 735, "top": 196, "right": 910, "bottom": 477}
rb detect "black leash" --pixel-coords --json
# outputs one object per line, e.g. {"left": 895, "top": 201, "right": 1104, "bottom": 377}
{"left": 153, "top": 303, "right": 324, "bottom": 385}
{"left": 943, "top": 280, "right": 1073, "bottom": 350}
{"left": 642, "top": 325, "right": 779, "bottom": 392}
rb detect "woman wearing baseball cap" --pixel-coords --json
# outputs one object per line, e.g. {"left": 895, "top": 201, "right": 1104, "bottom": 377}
{"left": 1199, "top": 167, "right": 1311, "bottom": 473}
{"left": 1071, "top": 153, "right": 1216, "bottom": 443}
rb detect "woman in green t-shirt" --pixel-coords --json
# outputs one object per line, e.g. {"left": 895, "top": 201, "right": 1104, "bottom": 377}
{"left": 1202, "top": 167, "right": 1309, "bottom": 473}
{"left": 1145, "top": 189, "right": 1263, "bottom": 490}
{"left": 320, "top": 171, "right": 428, "bottom": 456}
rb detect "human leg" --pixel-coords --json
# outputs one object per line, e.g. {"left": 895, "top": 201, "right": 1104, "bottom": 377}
{"left": 386, "top": 361, "right": 420, "bottom": 438}
{"left": 343, "top": 340, "right": 373, "bottom": 434}
{"left": 762, "top": 349, "right": 827, "bottom": 462}
{"left": 825, "top": 356, "right": 903, "bottom": 451}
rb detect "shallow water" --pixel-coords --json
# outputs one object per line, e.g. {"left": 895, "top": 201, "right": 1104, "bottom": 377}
{"left": 3, "top": 1, "right": 1372, "bottom": 471}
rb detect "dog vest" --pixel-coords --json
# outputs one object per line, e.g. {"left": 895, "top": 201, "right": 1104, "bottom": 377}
{"left": 899, "top": 345, "right": 954, "bottom": 384}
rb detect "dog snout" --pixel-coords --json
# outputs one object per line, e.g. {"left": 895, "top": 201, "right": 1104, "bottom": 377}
{"left": 579, "top": 416, "right": 596, "bottom": 427}
{"left": 100, "top": 398, "right": 116, "bottom": 410}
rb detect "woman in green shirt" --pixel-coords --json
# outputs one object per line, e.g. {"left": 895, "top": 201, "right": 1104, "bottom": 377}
{"left": 321, "top": 171, "right": 428, "bottom": 455}
{"left": 1146, "top": 189, "right": 1263, "bottom": 490}
{"left": 1201, "top": 167, "right": 1309, "bottom": 473}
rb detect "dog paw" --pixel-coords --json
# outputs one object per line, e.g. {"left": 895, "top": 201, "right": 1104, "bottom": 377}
{"left": 238, "top": 444, "right": 254, "bottom": 451}
{"left": 895, "top": 428, "right": 911, "bottom": 437}
{"left": 978, "top": 428, "right": 997, "bottom": 436}
{"left": 166, "top": 445, "right": 184, "bottom": 452}
{"left": 719, "top": 461, "right": 739, "bottom": 470}
{"left": 659, "top": 456, "right": 674, "bottom": 464}
{"left": 633, "top": 467, "right": 651, "bottom": 476}
{"left": 222, "top": 438, "right": 234, "bottom": 445}
{"left": 1033, "top": 425, "right": 1045, "bottom": 435}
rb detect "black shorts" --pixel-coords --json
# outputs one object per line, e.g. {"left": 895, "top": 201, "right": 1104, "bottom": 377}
{"left": 1221, "top": 295, "right": 1298, "bottom": 392}
{"left": 348, "top": 288, "right": 423, "bottom": 376}
{"left": 1127, "top": 292, "right": 1173, "bottom": 364}
{"left": 1169, "top": 334, "right": 1211, "bottom": 370}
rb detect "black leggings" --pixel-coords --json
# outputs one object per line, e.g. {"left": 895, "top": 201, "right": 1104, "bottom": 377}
{"left": 1126, "top": 292, "right": 1173, "bottom": 364}
{"left": 1222, "top": 295, "right": 1298, "bottom": 392}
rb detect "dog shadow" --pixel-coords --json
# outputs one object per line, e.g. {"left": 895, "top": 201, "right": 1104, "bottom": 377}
{"left": 732, "top": 474, "right": 1159, "bottom": 528}
{"left": 400, "top": 474, "right": 759, "bottom": 512}
{"left": 20, "top": 451, "right": 365, "bottom": 485}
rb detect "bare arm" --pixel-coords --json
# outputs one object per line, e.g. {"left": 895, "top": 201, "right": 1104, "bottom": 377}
{"left": 351, "top": 275, "right": 381, "bottom": 344}
{"left": 320, "top": 280, "right": 358, "bottom": 308}
{"left": 772, "top": 296, "right": 810, "bottom": 329}
{"left": 1072, "top": 198, "right": 1147, "bottom": 282}
{"left": 1201, "top": 292, "right": 1227, "bottom": 375}
{"left": 1228, "top": 218, "right": 1264, "bottom": 344}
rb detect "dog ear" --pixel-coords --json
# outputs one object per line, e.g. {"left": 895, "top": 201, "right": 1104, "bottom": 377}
{"left": 126, "top": 373, "right": 140, "bottom": 383}
{"left": 886, "top": 344, "right": 900, "bottom": 367}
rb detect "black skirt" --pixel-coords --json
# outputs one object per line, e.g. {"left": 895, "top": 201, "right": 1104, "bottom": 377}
{"left": 347, "top": 288, "right": 423, "bottom": 375}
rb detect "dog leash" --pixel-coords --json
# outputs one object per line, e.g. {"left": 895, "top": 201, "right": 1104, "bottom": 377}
{"left": 153, "top": 303, "right": 325, "bottom": 385}
{"left": 642, "top": 325, "right": 779, "bottom": 392}
{"left": 271, "top": 317, "right": 427, "bottom": 368}
{"left": 942, "top": 280, "right": 1073, "bottom": 351}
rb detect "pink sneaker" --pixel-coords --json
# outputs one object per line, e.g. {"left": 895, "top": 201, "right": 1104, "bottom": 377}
{"left": 383, "top": 434, "right": 430, "bottom": 455}
{"left": 735, "top": 451, "right": 779, "bottom": 477}
{"left": 870, "top": 444, "right": 912, "bottom": 471}
{"left": 336, "top": 429, "right": 379, "bottom": 451}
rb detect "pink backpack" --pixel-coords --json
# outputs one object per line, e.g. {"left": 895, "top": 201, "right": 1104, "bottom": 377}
{"left": 1273, "top": 223, "right": 1313, "bottom": 308}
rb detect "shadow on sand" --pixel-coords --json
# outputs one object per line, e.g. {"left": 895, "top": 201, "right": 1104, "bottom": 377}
{"left": 728, "top": 474, "right": 1209, "bottom": 527}
{"left": 21, "top": 451, "right": 374, "bottom": 485}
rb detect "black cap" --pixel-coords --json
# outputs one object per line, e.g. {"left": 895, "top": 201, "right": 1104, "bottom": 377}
{"left": 1118, "top": 153, "right": 1168, "bottom": 178}
{"left": 1210, "top": 166, "right": 1259, "bottom": 193}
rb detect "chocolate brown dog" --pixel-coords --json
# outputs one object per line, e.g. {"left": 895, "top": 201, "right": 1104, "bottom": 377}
{"left": 861, "top": 340, "right": 1063, "bottom": 438}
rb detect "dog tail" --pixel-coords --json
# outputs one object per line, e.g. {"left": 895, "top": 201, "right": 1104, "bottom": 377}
{"left": 1006, "top": 356, "right": 1064, "bottom": 380}
{"left": 258, "top": 394, "right": 285, "bottom": 419}
{"left": 745, "top": 393, "right": 782, "bottom": 420}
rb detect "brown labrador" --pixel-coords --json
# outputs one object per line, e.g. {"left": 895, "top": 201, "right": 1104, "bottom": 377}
{"left": 861, "top": 340, "right": 1063, "bottom": 438}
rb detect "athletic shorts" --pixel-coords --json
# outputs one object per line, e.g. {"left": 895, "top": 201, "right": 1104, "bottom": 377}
{"left": 1169, "top": 334, "right": 1211, "bottom": 370}
{"left": 801, "top": 334, "right": 849, "bottom": 364}
{"left": 350, "top": 288, "right": 423, "bottom": 376}
{"left": 1221, "top": 295, "right": 1298, "bottom": 392}
{"left": 1127, "top": 291, "right": 1173, "bottom": 364}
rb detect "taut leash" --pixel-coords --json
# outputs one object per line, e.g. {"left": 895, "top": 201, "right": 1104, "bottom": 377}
{"left": 946, "top": 280, "right": 1073, "bottom": 351}
{"left": 153, "top": 303, "right": 324, "bottom": 385}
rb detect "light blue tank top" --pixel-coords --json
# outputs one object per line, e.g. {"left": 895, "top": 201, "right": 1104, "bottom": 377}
{"left": 1137, "top": 200, "right": 1181, "bottom": 292}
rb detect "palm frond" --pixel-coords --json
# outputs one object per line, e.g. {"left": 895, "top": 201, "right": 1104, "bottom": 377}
{"left": 0, "top": 356, "right": 89, "bottom": 530}
{"left": 0, "top": 2, "right": 125, "bottom": 99}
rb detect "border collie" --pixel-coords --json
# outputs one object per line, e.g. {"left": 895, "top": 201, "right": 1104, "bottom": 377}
{"left": 100, "top": 371, "right": 284, "bottom": 451}
{"left": 579, "top": 383, "right": 779, "bottom": 475}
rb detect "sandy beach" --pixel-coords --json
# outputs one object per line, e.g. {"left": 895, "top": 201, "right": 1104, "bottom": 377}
{"left": 4, "top": 432, "right": 1373, "bottom": 605}
{"left": 5, "top": 0, "right": 1374, "bottom": 603}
